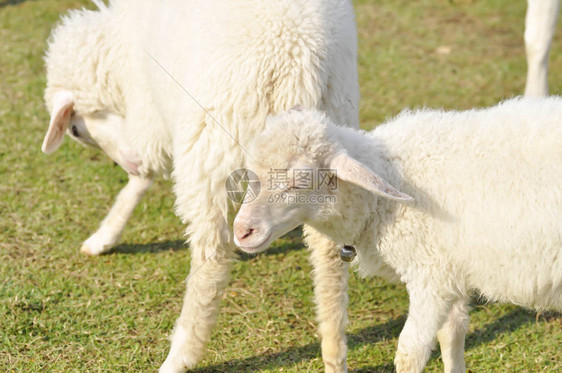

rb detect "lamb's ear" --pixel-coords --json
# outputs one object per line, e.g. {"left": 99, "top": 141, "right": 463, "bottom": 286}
{"left": 41, "top": 91, "right": 74, "bottom": 154}
{"left": 329, "top": 151, "right": 413, "bottom": 202}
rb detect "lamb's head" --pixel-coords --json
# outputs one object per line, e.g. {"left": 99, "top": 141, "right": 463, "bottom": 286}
{"left": 233, "top": 108, "right": 412, "bottom": 254}
{"left": 41, "top": 4, "right": 142, "bottom": 176}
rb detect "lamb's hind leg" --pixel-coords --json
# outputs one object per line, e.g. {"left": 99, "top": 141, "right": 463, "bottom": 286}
{"left": 524, "top": 0, "right": 560, "bottom": 97}
{"left": 437, "top": 299, "right": 470, "bottom": 373}
{"left": 81, "top": 174, "right": 153, "bottom": 255}
{"left": 305, "top": 227, "right": 350, "bottom": 373}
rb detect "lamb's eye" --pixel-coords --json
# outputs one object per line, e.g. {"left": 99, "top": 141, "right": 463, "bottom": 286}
{"left": 71, "top": 124, "right": 80, "bottom": 137}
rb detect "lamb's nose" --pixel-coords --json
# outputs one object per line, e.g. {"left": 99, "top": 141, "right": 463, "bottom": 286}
{"left": 233, "top": 219, "right": 255, "bottom": 242}
{"left": 240, "top": 228, "right": 254, "bottom": 241}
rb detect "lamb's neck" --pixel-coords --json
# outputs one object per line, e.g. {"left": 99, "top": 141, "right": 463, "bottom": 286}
{"left": 319, "top": 125, "right": 403, "bottom": 256}
{"left": 307, "top": 213, "right": 369, "bottom": 250}
{"left": 304, "top": 127, "right": 380, "bottom": 247}
{"left": 110, "top": 14, "right": 173, "bottom": 175}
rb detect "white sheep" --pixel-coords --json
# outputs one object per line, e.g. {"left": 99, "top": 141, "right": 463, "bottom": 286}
{"left": 524, "top": 0, "right": 559, "bottom": 97}
{"left": 233, "top": 97, "right": 562, "bottom": 373}
{"left": 42, "top": 1, "right": 360, "bottom": 372}
{"left": 43, "top": 0, "right": 559, "bottom": 259}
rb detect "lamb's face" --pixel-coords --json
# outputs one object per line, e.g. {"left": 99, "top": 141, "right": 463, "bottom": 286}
{"left": 233, "top": 158, "right": 336, "bottom": 254}
{"left": 233, "top": 109, "right": 341, "bottom": 253}
{"left": 42, "top": 90, "right": 143, "bottom": 176}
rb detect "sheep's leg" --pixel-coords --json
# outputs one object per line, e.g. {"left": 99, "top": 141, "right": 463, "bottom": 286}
{"left": 437, "top": 299, "right": 470, "bottom": 373}
{"left": 160, "top": 140, "right": 235, "bottom": 373}
{"left": 305, "top": 226, "right": 349, "bottom": 373}
{"left": 524, "top": 0, "right": 560, "bottom": 97}
{"left": 394, "top": 283, "right": 453, "bottom": 373}
{"left": 159, "top": 220, "right": 234, "bottom": 373}
{"left": 81, "top": 174, "right": 153, "bottom": 255}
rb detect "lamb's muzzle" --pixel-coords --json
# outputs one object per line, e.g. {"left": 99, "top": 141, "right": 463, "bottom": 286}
{"left": 233, "top": 214, "right": 273, "bottom": 253}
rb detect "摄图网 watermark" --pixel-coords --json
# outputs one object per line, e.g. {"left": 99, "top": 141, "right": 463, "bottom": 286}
{"left": 226, "top": 168, "right": 338, "bottom": 204}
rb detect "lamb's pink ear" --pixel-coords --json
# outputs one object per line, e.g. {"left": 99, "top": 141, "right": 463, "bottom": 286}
{"left": 329, "top": 151, "right": 413, "bottom": 202}
{"left": 41, "top": 91, "right": 74, "bottom": 154}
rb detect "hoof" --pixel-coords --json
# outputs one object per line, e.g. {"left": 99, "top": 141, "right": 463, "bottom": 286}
{"left": 159, "top": 358, "right": 191, "bottom": 373}
{"left": 80, "top": 234, "right": 114, "bottom": 256}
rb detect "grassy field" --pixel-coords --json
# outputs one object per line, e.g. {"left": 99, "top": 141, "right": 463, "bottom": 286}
{"left": 0, "top": 0, "right": 560, "bottom": 371}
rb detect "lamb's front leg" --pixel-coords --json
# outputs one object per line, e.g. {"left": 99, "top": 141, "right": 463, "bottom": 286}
{"left": 81, "top": 174, "right": 153, "bottom": 255}
{"left": 524, "top": 0, "right": 560, "bottom": 97}
{"left": 305, "top": 226, "right": 349, "bottom": 373}
{"left": 394, "top": 282, "right": 453, "bottom": 373}
{"left": 159, "top": 221, "right": 234, "bottom": 373}
{"left": 437, "top": 299, "right": 470, "bottom": 373}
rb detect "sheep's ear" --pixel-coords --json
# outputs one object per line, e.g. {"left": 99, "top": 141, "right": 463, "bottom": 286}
{"left": 329, "top": 152, "right": 413, "bottom": 202}
{"left": 41, "top": 91, "right": 74, "bottom": 154}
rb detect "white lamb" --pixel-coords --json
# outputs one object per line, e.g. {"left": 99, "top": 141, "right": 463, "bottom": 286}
{"left": 42, "top": 1, "right": 360, "bottom": 372}
{"left": 233, "top": 97, "right": 562, "bottom": 373}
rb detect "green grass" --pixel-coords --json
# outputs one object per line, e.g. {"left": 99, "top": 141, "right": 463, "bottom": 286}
{"left": 1, "top": 0, "right": 560, "bottom": 371}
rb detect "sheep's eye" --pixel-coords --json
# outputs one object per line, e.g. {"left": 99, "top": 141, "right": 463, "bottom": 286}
{"left": 71, "top": 125, "right": 80, "bottom": 137}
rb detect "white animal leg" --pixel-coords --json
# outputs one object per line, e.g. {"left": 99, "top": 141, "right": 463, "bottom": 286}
{"left": 305, "top": 227, "right": 349, "bottom": 373}
{"left": 81, "top": 174, "right": 153, "bottom": 255}
{"left": 437, "top": 299, "right": 470, "bottom": 373}
{"left": 395, "top": 283, "right": 453, "bottom": 373}
{"left": 159, "top": 227, "right": 234, "bottom": 373}
{"left": 160, "top": 131, "right": 238, "bottom": 372}
{"left": 524, "top": 0, "right": 560, "bottom": 97}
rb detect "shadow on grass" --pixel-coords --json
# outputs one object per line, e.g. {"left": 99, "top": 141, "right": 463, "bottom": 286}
{"left": 0, "top": 0, "right": 26, "bottom": 7}
{"left": 191, "top": 306, "right": 555, "bottom": 372}
{"left": 350, "top": 364, "right": 394, "bottom": 373}
{"left": 110, "top": 236, "right": 305, "bottom": 257}
{"left": 109, "top": 227, "right": 306, "bottom": 257}
{"left": 428, "top": 307, "right": 556, "bottom": 369}
{"left": 110, "top": 239, "right": 187, "bottom": 254}
{"left": 191, "top": 316, "right": 406, "bottom": 373}
{"left": 465, "top": 307, "right": 556, "bottom": 349}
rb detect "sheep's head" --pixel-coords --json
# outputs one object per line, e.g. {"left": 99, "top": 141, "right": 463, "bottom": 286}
{"left": 233, "top": 108, "right": 412, "bottom": 254}
{"left": 41, "top": 91, "right": 143, "bottom": 176}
